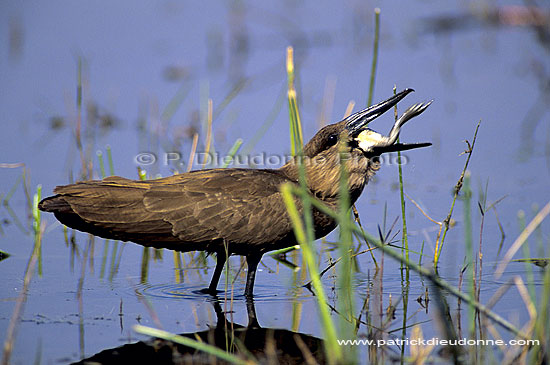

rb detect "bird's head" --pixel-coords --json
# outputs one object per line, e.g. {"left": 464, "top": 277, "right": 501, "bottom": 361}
{"left": 303, "top": 88, "right": 432, "bottom": 159}
{"left": 286, "top": 88, "right": 432, "bottom": 200}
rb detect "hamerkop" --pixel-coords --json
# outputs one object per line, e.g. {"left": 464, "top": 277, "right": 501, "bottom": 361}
{"left": 39, "top": 89, "right": 431, "bottom": 297}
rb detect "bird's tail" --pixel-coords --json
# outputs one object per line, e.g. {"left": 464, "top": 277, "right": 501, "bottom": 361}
{"left": 38, "top": 195, "right": 71, "bottom": 213}
{"left": 36, "top": 177, "right": 180, "bottom": 247}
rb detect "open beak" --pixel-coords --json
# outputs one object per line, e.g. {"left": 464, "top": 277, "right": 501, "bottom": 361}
{"left": 347, "top": 91, "right": 432, "bottom": 155}
{"left": 345, "top": 88, "right": 414, "bottom": 136}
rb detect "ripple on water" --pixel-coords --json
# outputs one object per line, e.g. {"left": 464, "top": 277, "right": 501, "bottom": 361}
{"left": 131, "top": 282, "right": 315, "bottom": 303}
{"left": 353, "top": 262, "right": 546, "bottom": 297}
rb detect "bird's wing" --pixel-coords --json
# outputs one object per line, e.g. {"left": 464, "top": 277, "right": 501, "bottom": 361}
{"left": 50, "top": 176, "right": 175, "bottom": 238}
{"left": 50, "top": 170, "right": 296, "bottom": 246}
{"left": 143, "top": 169, "right": 296, "bottom": 245}
{"left": 52, "top": 175, "right": 151, "bottom": 223}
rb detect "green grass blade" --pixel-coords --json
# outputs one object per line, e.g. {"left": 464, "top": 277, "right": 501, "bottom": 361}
{"left": 222, "top": 138, "right": 243, "bottom": 168}
{"left": 33, "top": 185, "right": 42, "bottom": 276}
{"left": 462, "top": 172, "right": 476, "bottom": 344}
{"left": 133, "top": 325, "right": 251, "bottom": 365}
{"left": 97, "top": 150, "right": 106, "bottom": 178}
{"left": 280, "top": 183, "right": 342, "bottom": 364}
{"left": 517, "top": 210, "right": 536, "bottom": 303}
{"left": 336, "top": 144, "right": 357, "bottom": 362}
{"left": 366, "top": 8, "right": 380, "bottom": 107}
{"left": 286, "top": 46, "right": 303, "bottom": 156}
{"left": 106, "top": 145, "right": 115, "bottom": 175}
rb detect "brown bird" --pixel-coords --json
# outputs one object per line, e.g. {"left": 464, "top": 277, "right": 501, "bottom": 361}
{"left": 38, "top": 89, "right": 431, "bottom": 297}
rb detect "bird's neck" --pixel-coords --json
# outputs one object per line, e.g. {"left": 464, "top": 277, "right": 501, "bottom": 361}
{"left": 279, "top": 152, "right": 380, "bottom": 204}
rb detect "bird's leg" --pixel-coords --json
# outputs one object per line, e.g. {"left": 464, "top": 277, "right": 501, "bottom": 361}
{"left": 245, "top": 296, "right": 260, "bottom": 328}
{"left": 204, "top": 251, "right": 227, "bottom": 294}
{"left": 244, "top": 253, "right": 262, "bottom": 297}
{"left": 210, "top": 297, "right": 227, "bottom": 328}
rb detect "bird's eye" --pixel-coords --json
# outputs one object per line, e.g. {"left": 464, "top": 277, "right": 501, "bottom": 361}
{"left": 327, "top": 134, "right": 338, "bottom": 146}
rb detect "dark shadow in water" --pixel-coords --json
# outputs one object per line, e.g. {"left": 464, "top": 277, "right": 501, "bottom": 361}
{"left": 72, "top": 296, "right": 326, "bottom": 364}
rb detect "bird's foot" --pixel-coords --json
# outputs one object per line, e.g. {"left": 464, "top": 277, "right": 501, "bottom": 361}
{"left": 197, "top": 287, "right": 221, "bottom": 296}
